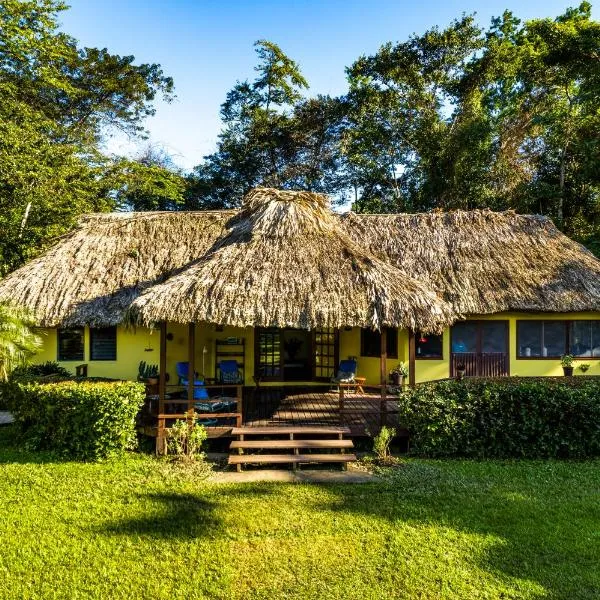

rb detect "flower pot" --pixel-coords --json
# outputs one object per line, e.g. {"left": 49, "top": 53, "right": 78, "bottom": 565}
{"left": 456, "top": 368, "right": 465, "bottom": 380}
{"left": 147, "top": 376, "right": 159, "bottom": 386}
{"left": 562, "top": 366, "right": 574, "bottom": 377}
{"left": 390, "top": 372, "right": 400, "bottom": 386}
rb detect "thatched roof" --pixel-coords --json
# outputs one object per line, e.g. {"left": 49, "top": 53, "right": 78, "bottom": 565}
{"left": 341, "top": 210, "right": 600, "bottom": 314}
{"left": 0, "top": 211, "right": 233, "bottom": 326}
{"left": 127, "top": 189, "right": 455, "bottom": 331}
{"left": 1, "top": 187, "right": 599, "bottom": 330}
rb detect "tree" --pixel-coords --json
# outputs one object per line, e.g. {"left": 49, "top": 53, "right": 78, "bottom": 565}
{"left": 0, "top": 303, "right": 42, "bottom": 381}
{"left": 188, "top": 41, "right": 345, "bottom": 208}
{"left": 0, "top": 0, "right": 174, "bottom": 274}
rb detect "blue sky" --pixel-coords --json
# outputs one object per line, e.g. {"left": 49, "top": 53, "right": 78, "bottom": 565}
{"left": 60, "top": 0, "right": 598, "bottom": 170}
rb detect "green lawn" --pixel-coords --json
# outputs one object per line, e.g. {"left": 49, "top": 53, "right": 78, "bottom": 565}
{"left": 0, "top": 427, "right": 598, "bottom": 600}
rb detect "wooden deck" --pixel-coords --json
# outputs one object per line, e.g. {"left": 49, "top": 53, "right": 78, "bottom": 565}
{"left": 140, "top": 385, "right": 403, "bottom": 439}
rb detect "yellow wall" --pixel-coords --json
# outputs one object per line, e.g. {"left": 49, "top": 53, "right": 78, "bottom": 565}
{"left": 33, "top": 312, "right": 600, "bottom": 385}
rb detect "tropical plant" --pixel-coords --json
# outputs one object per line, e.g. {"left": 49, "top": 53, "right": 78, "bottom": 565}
{"left": 0, "top": 303, "right": 42, "bottom": 381}
{"left": 165, "top": 419, "right": 208, "bottom": 462}
{"left": 372, "top": 426, "right": 397, "bottom": 463}
{"left": 579, "top": 363, "right": 591, "bottom": 373}
{"left": 390, "top": 362, "right": 409, "bottom": 377}
{"left": 560, "top": 354, "right": 575, "bottom": 367}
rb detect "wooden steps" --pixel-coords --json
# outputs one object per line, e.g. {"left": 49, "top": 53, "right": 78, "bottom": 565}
{"left": 230, "top": 439, "right": 354, "bottom": 450}
{"left": 229, "top": 454, "right": 356, "bottom": 465}
{"left": 228, "top": 426, "right": 356, "bottom": 471}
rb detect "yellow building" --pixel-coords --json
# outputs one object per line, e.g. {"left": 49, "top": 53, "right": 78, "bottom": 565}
{"left": 2, "top": 187, "right": 600, "bottom": 391}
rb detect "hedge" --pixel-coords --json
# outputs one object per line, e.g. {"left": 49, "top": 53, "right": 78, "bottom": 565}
{"left": 8, "top": 379, "right": 145, "bottom": 460}
{"left": 398, "top": 377, "right": 600, "bottom": 458}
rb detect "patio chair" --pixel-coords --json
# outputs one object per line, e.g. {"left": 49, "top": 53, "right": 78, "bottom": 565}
{"left": 176, "top": 361, "right": 226, "bottom": 414}
{"left": 331, "top": 359, "right": 358, "bottom": 388}
{"left": 215, "top": 360, "right": 242, "bottom": 410}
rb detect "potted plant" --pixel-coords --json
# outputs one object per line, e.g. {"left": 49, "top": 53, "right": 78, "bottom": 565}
{"left": 138, "top": 361, "right": 159, "bottom": 385}
{"left": 578, "top": 363, "right": 591, "bottom": 374}
{"left": 389, "top": 362, "right": 408, "bottom": 386}
{"left": 455, "top": 363, "right": 466, "bottom": 380}
{"left": 560, "top": 354, "right": 574, "bottom": 376}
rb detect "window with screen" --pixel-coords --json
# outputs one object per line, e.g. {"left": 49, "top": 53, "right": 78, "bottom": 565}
{"left": 90, "top": 327, "right": 117, "bottom": 361}
{"left": 517, "top": 321, "right": 567, "bottom": 358}
{"left": 570, "top": 321, "right": 600, "bottom": 357}
{"left": 360, "top": 328, "right": 398, "bottom": 358}
{"left": 314, "top": 328, "right": 337, "bottom": 379}
{"left": 57, "top": 328, "right": 84, "bottom": 361}
{"left": 256, "top": 329, "right": 281, "bottom": 379}
{"left": 415, "top": 332, "right": 443, "bottom": 358}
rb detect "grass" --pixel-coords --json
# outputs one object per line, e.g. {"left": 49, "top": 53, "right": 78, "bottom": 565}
{"left": 0, "top": 427, "right": 598, "bottom": 599}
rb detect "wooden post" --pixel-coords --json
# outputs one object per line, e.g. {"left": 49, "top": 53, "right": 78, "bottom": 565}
{"left": 187, "top": 322, "right": 196, "bottom": 414}
{"left": 157, "top": 321, "right": 167, "bottom": 455}
{"left": 187, "top": 323, "right": 196, "bottom": 448}
{"left": 236, "top": 385, "right": 243, "bottom": 428}
{"left": 408, "top": 329, "right": 416, "bottom": 388}
{"left": 380, "top": 328, "right": 387, "bottom": 427}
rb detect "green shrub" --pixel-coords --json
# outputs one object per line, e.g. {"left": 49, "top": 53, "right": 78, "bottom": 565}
{"left": 8, "top": 380, "right": 145, "bottom": 460}
{"left": 399, "top": 377, "right": 600, "bottom": 458}
{"left": 165, "top": 419, "right": 208, "bottom": 461}
{"left": 373, "top": 426, "right": 396, "bottom": 462}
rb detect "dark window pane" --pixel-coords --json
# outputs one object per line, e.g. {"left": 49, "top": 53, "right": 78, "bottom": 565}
{"left": 543, "top": 321, "right": 566, "bottom": 357}
{"left": 481, "top": 321, "right": 507, "bottom": 353}
{"left": 58, "top": 328, "right": 84, "bottom": 361}
{"left": 593, "top": 322, "right": 600, "bottom": 357}
{"left": 416, "top": 332, "right": 442, "bottom": 358}
{"left": 90, "top": 327, "right": 117, "bottom": 361}
{"left": 518, "top": 321, "right": 542, "bottom": 357}
{"left": 451, "top": 322, "right": 477, "bottom": 353}
{"left": 360, "top": 328, "right": 398, "bottom": 358}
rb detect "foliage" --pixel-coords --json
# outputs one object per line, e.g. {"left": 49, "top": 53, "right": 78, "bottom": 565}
{"left": 372, "top": 425, "right": 396, "bottom": 462}
{"left": 11, "top": 360, "right": 71, "bottom": 379}
{"left": 0, "top": 426, "right": 599, "bottom": 599}
{"left": 579, "top": 363, "right": 591, "bottom": 373}
{"left": 399, "top": 377, "right": 600, "bottom": 458}
{"left": 0, "top": 303, "right": 42, "bottom": 381}
{"left": 8, "top": 379, "right": 145, "bottom": 460}
{"left": 165, "top": 418, "right": 208, "bottom": 462}
{"left": 188, "top": 41, "right": 345, "bottom": 208}
{"left": 0, "top": 0, "right": 174, "bottom": 274}
{"left": 560, "top": 354, "right": 575, "bottom": 367}
{"left": 390, "top": 362, "right": 409, "bottom": 377}
{"left": 137, "top": 360, "right": 159, "bottom": 381}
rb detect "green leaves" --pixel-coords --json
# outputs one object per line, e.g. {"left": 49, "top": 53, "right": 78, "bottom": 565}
{"left": 399, "top": 377, "right": 600, "bottom": 458}
{"left": 0, "top": 303, "right": 42, "bottom": 381}
{"left": 8, "top": 379, "right": 146, "bottom": 460}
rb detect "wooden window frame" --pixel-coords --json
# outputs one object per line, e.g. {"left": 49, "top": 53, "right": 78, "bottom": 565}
{"left": 89, "top": 326, "right": 117, "bottom": 361}
{"left": 57, "top": 327, "right": 85, "bottom": 362}
{"left": 360, "top": 328, "right": 398, "bottom": 359}
{"left": 415, "top": 332, "right": 443, "bottom": 360}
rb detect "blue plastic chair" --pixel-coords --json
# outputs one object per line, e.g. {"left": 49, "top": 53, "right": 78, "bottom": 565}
{"left": 331, "top": 359, "right": 357, "bottom": 384}
{"left": 176, "top": 361, "right": 209, "bottom": 401}
{"left": 217, "top": 360, "right": 243, "bottom": 384}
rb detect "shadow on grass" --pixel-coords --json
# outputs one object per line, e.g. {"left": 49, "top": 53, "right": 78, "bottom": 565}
{"left": 316, "top": 462, "right": 600, "bottom": 599}
{"left": 100, "top": 492, "right": 222, "bottom": 539}
{"left": 99, "top": 485, "right": 279, "bottom": 540}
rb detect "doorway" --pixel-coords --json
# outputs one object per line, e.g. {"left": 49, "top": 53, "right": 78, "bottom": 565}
{"left": 255, "top": 327, "right": 338, "bottom": 382}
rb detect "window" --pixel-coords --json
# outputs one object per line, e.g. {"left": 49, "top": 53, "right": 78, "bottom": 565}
{"left": 360, "top": 328, "right": 398, "bottom": 358}
{"left": 57, "top": 328, "right": 84, "bottom": 361}
{"left": 90, "top": 327, "right": 117, "bottom": 361}
{"left": 415, "top": 332, "right": 443, "bottom": 358}
{"left": 313, "top": 328, "right": 337, "bottom": 379}
{"left": 517, "top": 321, "right": 567, "bottom": 358}
{"left": 570, "top": 321, "right": 600, "bottom": 357}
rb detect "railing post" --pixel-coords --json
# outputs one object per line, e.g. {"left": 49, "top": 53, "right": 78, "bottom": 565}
{"left": 236, "top": 385, "right": 243, "bottom": 428}
{"left": 157, "top": 321, "right": 168, "bottom": 456}
{"left": 380, "top": 328, "right": 387, "bottom": 426}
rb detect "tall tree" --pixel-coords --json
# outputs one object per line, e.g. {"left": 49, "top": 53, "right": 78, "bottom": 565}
{"left": 0, "top": 0, "right": 174, "bottom": 274}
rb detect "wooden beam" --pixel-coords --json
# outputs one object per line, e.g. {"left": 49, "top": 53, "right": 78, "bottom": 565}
{"left": 380, "top": 328, "right": 387, "bottom": 426}
{"left": 187, "top": 322, "right": 196, "bottom": 417}
{"left": 408, "top": 329, "right": 416, "bottom": 388}
{"left": 157, "top": 321, "right": 167, "bottom": 455}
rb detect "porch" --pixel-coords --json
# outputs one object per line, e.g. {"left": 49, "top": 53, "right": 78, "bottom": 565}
{"left": 141, "top": 384, "right": 404, "bottom": 441}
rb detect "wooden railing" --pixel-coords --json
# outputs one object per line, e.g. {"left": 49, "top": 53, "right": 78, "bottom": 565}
{"left": 451, "top": 352, "right": 508, "bottom": 377}
{"left": 156, "top": 384, "right": 243, "bottom": 453}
